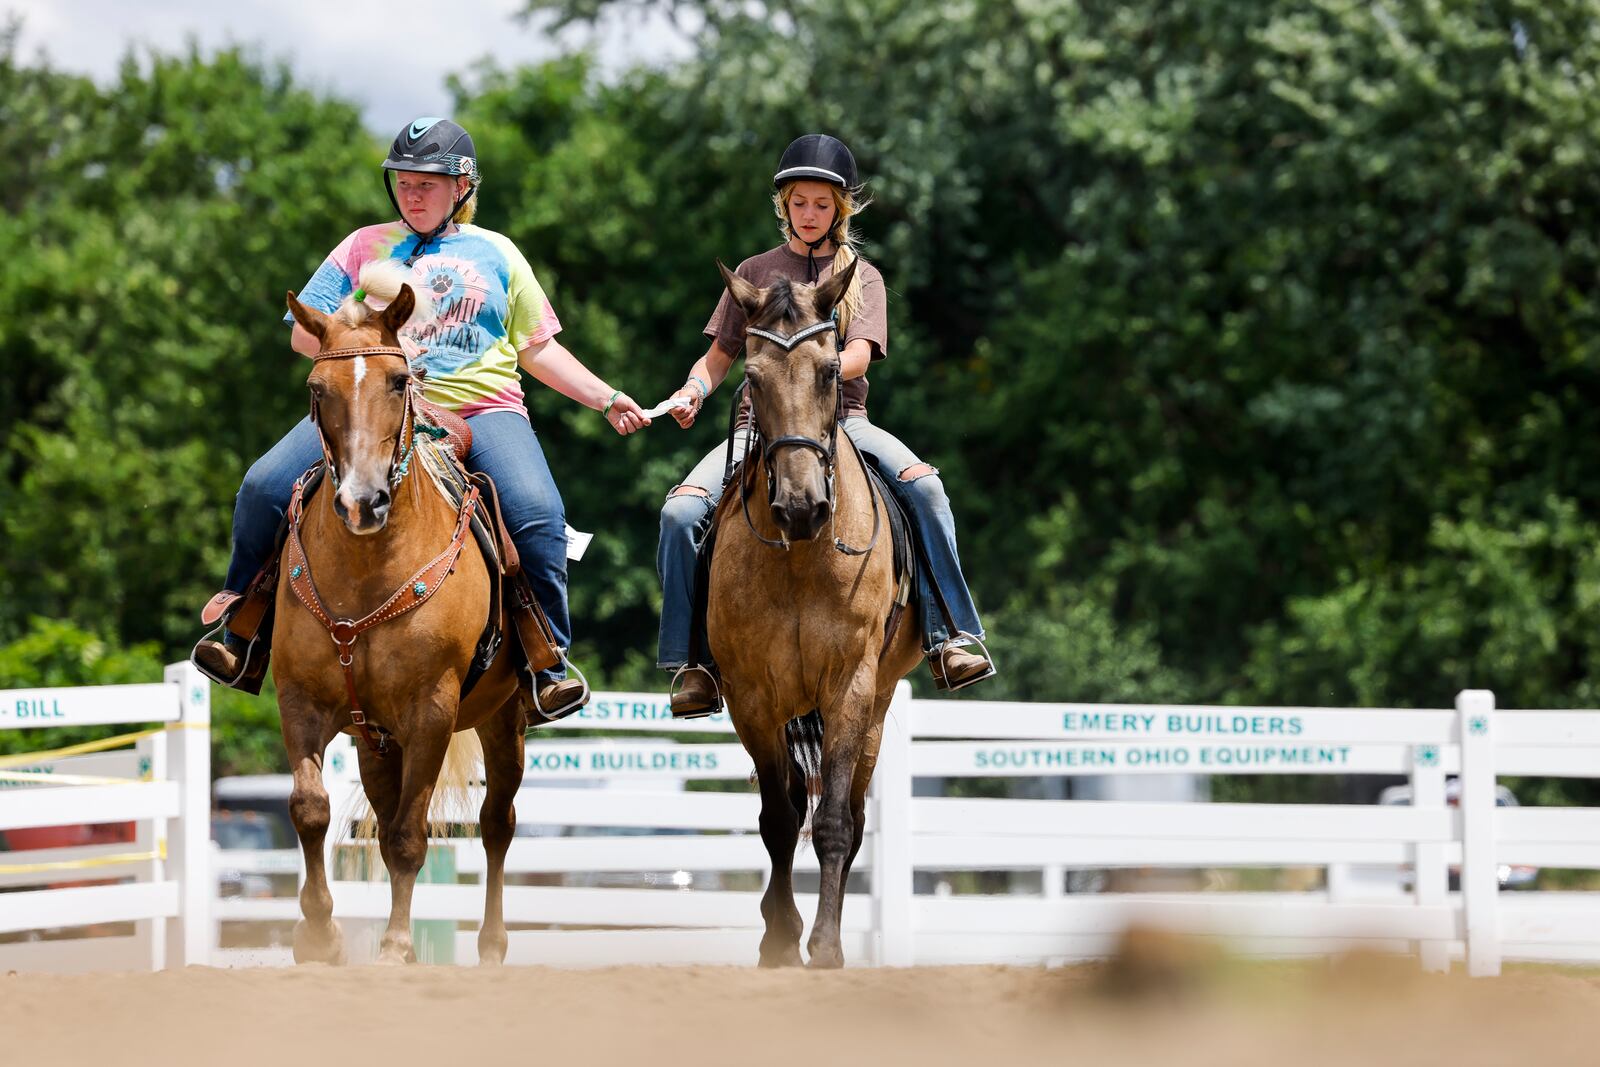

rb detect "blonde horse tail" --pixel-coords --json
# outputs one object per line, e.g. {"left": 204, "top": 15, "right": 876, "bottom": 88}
{"left": 343, "top": 729, "right": 484, "bottom": 879}
{"left": 430, "top": 729, "right": 482, "bottom": 839}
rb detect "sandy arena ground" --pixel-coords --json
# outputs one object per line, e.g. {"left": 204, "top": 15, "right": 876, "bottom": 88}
{"left": 4, "top": 956, "right": 1600, "bottom": 1067}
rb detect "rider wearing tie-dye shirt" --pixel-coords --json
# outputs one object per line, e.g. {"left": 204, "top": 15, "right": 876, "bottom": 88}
{"left": 291, "top": 221, "right": 562, "bottom": 418}
{"left": 192, "top": 117, "right": 651, "bottom": 719}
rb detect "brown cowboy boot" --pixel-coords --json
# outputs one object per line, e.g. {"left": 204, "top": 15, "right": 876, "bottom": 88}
{"left": 530, "top": 676, "right": 588, "bottom": 723}
{"left": 670, "top": 666, "right": 722, "bottom": 719}
{"left": 190, "top": 626, "right": 271, "bottom": 694}
{"left": 192, "top": 638, "right": 243, "bottom": 683}
{"left": 929, "top": 639, "right": 997, "bottom": 692}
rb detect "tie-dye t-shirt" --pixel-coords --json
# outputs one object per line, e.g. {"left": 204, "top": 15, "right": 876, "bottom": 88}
{"left": 289, "top": 222, "right": 561, "bottom": 418}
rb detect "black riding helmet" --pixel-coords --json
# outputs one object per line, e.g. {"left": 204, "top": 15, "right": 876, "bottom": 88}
{"left": 383, "top": 117, "right": 481, "bottom": 264}
{"left": 773, "top": 133, "right": 858, "bottom": 189}
{"left": 773, "top": 134, "right": 859, "bottom": 280}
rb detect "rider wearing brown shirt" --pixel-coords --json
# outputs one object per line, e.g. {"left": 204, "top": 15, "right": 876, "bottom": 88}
{"left": 657, "top": 134, "right": 996, "bottom": 717}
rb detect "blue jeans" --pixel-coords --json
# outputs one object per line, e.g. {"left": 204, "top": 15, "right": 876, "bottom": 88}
{"left": 223, "top": 411, "right": 571, "bottom": 682}
{"left": 655, "top": 418, "right": 985, "bottom": 669}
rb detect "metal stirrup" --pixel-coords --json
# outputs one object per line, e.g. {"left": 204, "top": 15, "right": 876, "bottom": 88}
{"left": 190, "top": 622, "right": 255, "bottom": 688}
{"left": 528, "top": 649, "right": 591, "bottom": 724}
{"left": 934, "top": 631, "right": 997, "bottom": 691}
{"left": 669, "top": 663, "right": 724, "bottom": 718}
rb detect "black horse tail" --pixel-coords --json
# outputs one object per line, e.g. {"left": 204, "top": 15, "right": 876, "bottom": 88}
{"left": 785, "top": 709, "right": 824, "bottom": 829}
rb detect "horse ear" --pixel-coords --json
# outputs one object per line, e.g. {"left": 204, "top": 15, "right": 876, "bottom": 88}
{"left": 717, "top": 259, "right": 763, "bottom": 320}
{"left": 286, "top": 291, "right": 328, "bottom": 342}
{"left": 381, "top": 283, "right": 416, "bottom": 338}
{"left": 812, "top": 254, "right": 858, "bottom": 320}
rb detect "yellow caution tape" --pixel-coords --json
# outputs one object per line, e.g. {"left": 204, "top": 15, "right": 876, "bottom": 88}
{"left": 0, "top": 839, "right": 167, "bottom": 876}
{"left": 0, "top": 769, "right": 142, "bottom": 787}
{"left": 0, "top": 722, "right": 205, "bottom": 771}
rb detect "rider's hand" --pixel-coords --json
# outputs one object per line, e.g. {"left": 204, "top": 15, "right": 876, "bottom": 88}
{"left": 606, "top": 392, "right": 651, "bottom": 435}
{"left": 671, "top": 385, "right": 704, "bottom": 429}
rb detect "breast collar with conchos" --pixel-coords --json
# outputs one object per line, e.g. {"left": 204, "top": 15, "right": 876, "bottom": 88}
{"left": 290, "top": 342, "right": 481, "bottom": 756}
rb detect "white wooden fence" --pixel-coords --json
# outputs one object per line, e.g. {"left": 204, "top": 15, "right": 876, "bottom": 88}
{"left": 0, "top": 663, "right": 211, "bottom": 972}
{"left": 6, "top": 668, "right": 1600, "bottom": 976}
{"left": 214, "top": 685, "right": 1600, "bottom": 976}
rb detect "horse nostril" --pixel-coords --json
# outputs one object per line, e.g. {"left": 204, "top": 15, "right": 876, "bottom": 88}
{"left": 372, "top": 488, "right": 391, "bottom": 512}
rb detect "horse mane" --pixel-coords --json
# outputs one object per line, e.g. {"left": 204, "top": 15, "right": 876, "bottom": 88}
{"left": 749, "top": 278, "right": 811, "bottom": 332}
{"left": 332, "top": 261, "right": 435, "bottom": 331}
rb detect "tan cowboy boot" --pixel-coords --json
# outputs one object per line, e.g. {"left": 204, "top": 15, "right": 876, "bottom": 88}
{"left": 929, "top": 640, "right": 997, "bottom": 692}
{"left": 192, "top": 638, "right": 242, "bottom": 683}
{"left": 670, "top": 666, "right": 722, "bottom": 719}
{"left": 532, "top": 677, "right": 588, "bottom": 722}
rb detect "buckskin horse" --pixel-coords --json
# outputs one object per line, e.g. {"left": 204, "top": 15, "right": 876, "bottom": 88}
{"left": 274, "top": 275, "right": 532, "bottom": 966}
{"left": 706, "top": 259, "right": 922, "bottom": 968}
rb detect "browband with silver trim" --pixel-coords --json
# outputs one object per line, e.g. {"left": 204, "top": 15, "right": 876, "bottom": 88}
{"left": 746, "top": 319, "right": 839, "bottom": 351}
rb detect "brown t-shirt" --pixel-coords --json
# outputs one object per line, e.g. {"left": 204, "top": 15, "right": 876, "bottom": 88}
{"left": 703, "top": 244, "right": 888, "bottom": 420}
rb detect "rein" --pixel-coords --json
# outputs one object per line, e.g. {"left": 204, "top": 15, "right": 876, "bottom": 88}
{"left": 732, "top": 313, "right": 882, "bottom": 557}
{"left": 292, "top": 342, "right": 477, "bottom": 756}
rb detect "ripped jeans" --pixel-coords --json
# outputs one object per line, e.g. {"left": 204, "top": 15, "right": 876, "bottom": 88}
{"left": 655, "top": 416, "right": 985, "bottom": 669}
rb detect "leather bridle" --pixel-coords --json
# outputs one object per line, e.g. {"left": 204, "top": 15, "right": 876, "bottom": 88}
{"left": 732, "top": 312, "right": 881, "bottom": 557}
{"left": 306, "top": 345, "right": 420, "bottom": 492}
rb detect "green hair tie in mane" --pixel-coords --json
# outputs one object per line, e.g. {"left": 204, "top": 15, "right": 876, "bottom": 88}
{"left": 352, "top": 287, "right": 367, "bottom": 303}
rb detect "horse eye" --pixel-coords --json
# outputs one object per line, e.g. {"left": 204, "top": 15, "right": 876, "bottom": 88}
{"left": 309, "top": 381, "right": 326, "bottom": 399}
{"left": 390, "top": 374, "right": 410, "bottom": 394}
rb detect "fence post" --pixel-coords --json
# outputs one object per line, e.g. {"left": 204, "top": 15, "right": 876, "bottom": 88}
{"left": 136, "top": 728, "right": 169, "bottom": 970}
{"left": 1456, "top": 689, "right": 1500, "bottom": 977}
{"left": 870, "top": 681, "right": 914, "bottom": 966}
{"left": 1409, "top": 740, "right": 1448, "bottom": 972}
{"left": 165, "top": 662, "right": 212, "bottom": 968}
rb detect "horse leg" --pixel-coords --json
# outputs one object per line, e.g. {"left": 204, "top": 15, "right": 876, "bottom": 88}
{"left": 807, "top": 676, "right": 878, "bottom": 969}
{"left": 281, "top": 706, "right": 345, "bottom": 964}
{"left": 738, "top": 717, "right": 805, "bottom": 967}
{"left": 375, "top": 727, "right": 451, "bottom": 965}
{"left": 475, "top": 699, "right": 525, "bottom": 966}
{"left": 356, "top": 737, "right": 404, "bottom": 926}
{"left": 841, "top": 718, "right": 884, "bottom": 887}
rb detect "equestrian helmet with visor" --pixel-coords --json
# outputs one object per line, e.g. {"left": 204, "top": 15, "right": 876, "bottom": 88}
{"left": 773, "top": 134, "right": 857, "bottom": 189}
{"left": 383, "top": 117, "right": 480, "bottom": 261}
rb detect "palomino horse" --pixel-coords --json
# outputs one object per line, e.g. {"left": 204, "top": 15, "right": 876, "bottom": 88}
{"left": 708, "top": 259, "right": 922, "bottom": 968}
{"left": 276, "top": 278, "right": 526, "bottom": 965}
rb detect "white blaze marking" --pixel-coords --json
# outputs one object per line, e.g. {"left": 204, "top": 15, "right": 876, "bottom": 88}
{"left": 347, "top": 357, "right": 371, "bottom": 463}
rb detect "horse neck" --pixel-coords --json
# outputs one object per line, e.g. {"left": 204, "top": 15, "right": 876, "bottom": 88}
{"left": 829, "top": 433, "right": 878, "bottom": 542}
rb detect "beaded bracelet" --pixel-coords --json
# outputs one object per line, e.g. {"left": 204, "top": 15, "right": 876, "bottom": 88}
{"left": 686, "top": 375, "right": 710, "bottom": 400}
{"left": 603, "top": 390, "right": 623, "bottom": 418}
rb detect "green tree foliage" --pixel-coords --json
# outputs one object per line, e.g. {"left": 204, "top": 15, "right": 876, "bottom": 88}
{"left": 510, "top": 0, "right": 1600, "bottom": 720}
{"left": 0, "top": 28, "right": 378, "bottom": 653}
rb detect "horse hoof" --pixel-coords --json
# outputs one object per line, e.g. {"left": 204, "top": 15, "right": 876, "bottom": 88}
{"left": 758, "top": 946, "right": 804, "bottom": 968}
{"left": 807, "top": 946, "right": 845, "bottom": 970}
{"left": 473, "top": 940, "right": 505, "bottom": 972}
{"left": 375, "top": 936, "right": 415, "bottom": 966}
{"left": 292, "top": 920, "right": 346, "bottom": 966}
